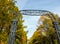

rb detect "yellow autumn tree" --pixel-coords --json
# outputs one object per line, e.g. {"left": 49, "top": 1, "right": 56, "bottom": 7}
{"left": 0, "top": 0, "right": 27, "bottom": 44}
{"left": 29, "top": 14, "right": 59, "bottom": 44}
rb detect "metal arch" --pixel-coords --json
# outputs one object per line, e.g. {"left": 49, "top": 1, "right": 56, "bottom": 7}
{"left": 9, "top": 9, "right": 56, "bottom": 20}
{"left": 8, "top": 9, "right": 60, "bottom": 44}
{"left": 20, "top": 10, "right": 51, "bottom": 16}
{"left": 20, "top": 10, "right": 56, "bottom": 21}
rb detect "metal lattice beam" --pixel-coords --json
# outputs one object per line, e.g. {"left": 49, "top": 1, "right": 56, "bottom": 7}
{"left": 20, "top": 10, "right": 51, "bottom": 16}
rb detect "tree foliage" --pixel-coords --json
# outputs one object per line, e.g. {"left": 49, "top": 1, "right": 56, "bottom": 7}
{"left": 29, "top": 14, "right": 59, "bottom": 44}
{"left": 0, "top": 0, "right": 27, "bottom": 44}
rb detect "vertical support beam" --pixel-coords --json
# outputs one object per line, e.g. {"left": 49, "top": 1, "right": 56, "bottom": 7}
{"left": 53, "top": 21, "right": 60, "bottom": 44}
{"left": 8, "top": 19, "right": 18, "bottom": 44}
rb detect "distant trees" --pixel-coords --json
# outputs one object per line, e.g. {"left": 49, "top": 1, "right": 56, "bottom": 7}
{"left": 0, "top": 0, "right": 27, "bottom": 44}
{"left": 29, "top": 14, "right": 59, "bottom": 44}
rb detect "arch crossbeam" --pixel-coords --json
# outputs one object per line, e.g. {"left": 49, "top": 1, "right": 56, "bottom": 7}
{"left": 20, "top": 10, "right": 51, "bottom": 16}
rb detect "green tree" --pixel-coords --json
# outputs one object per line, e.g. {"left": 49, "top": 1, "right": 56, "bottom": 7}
{"left": 0, "top": 0, "right": 27, "bottom": 44}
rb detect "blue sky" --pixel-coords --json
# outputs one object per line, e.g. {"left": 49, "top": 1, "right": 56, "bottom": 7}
{"left": 16, "top": 0, "right": 60, "bottom": 39}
